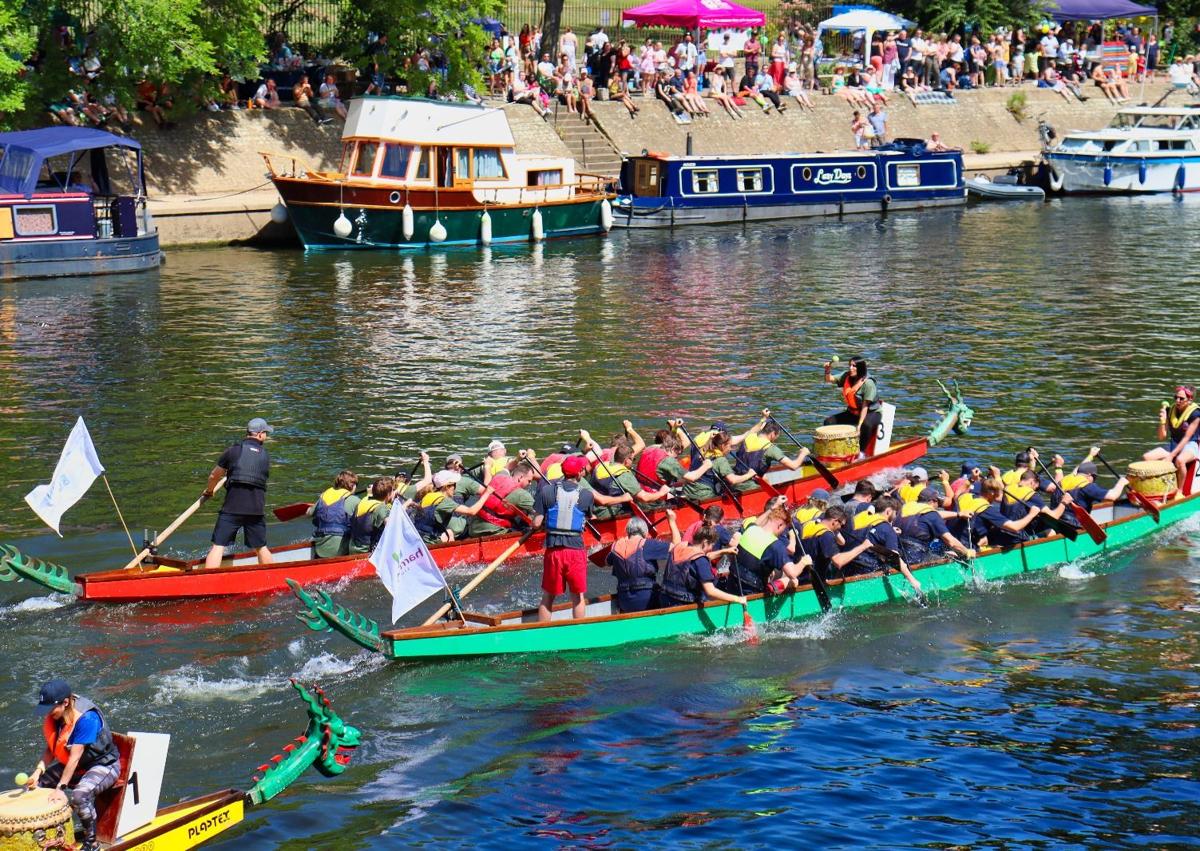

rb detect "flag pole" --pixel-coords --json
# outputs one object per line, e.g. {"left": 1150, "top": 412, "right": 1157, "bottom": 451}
{"left": 101, "top": 474, "right": 139, "bottom": 559}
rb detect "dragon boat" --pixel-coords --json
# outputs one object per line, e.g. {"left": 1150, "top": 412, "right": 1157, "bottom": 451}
{"left": 0, "top": 680, "right": 359, "bottom": 850}
{"left": 0, "top": 385, "right": 972, "bottom": 603}
{"left": 291, "top": 486, "right": 1200, "bottom": 661}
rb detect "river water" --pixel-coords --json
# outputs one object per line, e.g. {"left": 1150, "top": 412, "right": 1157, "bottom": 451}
{"left": 1, "top": 198, "right": 1199, "bottom": 847}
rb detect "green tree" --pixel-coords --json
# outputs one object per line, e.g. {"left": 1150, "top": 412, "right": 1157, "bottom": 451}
{"left": 0, "top": 0, "right": 35, "bottom": 119}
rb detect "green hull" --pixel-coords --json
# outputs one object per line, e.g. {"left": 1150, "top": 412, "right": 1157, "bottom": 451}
{"left": 376, "top": 492, "right": 1200, "bottom": 660}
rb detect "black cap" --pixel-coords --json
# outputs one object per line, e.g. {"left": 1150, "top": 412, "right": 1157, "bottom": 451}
{"left": 36, "top": 679, "right": 71, "bottom": 715}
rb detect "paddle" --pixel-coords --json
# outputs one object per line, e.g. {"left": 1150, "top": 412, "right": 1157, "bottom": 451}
{"left": 727, "top": 444, "right": 783, "bottom": 498}
{"left": 789, "top": 517, "right": 833, "bottom": 612}
{"left": 123, "top": 478, "right": 225, "bottom": 570}
{"left": 678, "top": 424, "right": 746, "bottom": 517}
{"left": 1032, "top": 455, "right": 1107, "bottom": 544}
{"left": 730, "top": 563, "right": 760, "bottom": 646}
{"left": 629, "top": 466, "right": 708, "bottom": 516}
{"left": 525, "top": 456, "right": 605, "bottom": 542}
{"left": 1095, "top": 452, "right": 1160, "bottom": 522}
{"left": 869, "top": 543, "right": 927, "bottom": 605}
{"left": 771, "top": 420, "right": 839, "bottom": 488}
{"left": 421, "top": 528, "right": 536, "bottom": 625}
{"left": 999, "top": 487, "right": 1079, "bottom": 542}
{"left": 273, "top": 457, "right": 427, "bottom": 522}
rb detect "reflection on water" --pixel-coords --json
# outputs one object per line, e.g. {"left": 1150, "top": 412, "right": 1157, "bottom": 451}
{"left": 1, "top": 198, "right": 1200, "bottom": 847}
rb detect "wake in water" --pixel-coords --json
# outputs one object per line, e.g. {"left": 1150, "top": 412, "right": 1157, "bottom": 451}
{"left": 0, "top": 593, "right": 73, "bottom": 614}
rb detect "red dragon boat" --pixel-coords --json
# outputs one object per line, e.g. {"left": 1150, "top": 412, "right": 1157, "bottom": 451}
{"left": 0, "top": 389, "right": 971, "bottom": 603}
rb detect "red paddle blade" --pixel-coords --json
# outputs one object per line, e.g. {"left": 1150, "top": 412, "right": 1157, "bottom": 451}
{"left": 742, "top": 606, "right": 760, "bottom": 645}
{"left": 1071, "top": 503, "right": 1107, "bottom": 545}
{"left": 272, "top": 502, "right": 313, "bottom": 522}
{"left": 588, "top": 543, "right": 613, "bottom": 567}
{"left": 1129, "top": 490, "right": 1162, "bottom": 523}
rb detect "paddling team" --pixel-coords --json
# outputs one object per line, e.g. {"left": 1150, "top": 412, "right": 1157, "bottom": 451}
{"left": 203, "top": 373, "right": 1197, "bottom": 623}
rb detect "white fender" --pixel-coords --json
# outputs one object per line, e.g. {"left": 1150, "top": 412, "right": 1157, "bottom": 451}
{"left": 531, "top": 207, "right": 544, "bottom": 242}
{"left": 480, "top": 209, "right": 492, "bottom": 245}
{"left": 599, "top": 199, "right": 613, "bottom": 231}
{"left": 1047, "top": 166, "right": 1063, "bottom": 192}
{"left": 333, "top": 211, "right": 352, "bottom": 238}
{"left": 270, "top": 202, "right": 288, "bottom": 224}
{"left": 402, "top": 203, "right": 414, "bottom": 240}
{"left": 429, "top": 218, "right": 447, "bottom": 243}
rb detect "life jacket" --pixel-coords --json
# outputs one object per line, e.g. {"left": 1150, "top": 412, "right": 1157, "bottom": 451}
{"left": 226, "top": 438, "right": 270, "bottom": 488}
{"left": 636, "top": 446, "right": 669, "bottom": 489}
{"left": 733, "top": 523, "right": 779, "bottom": 593}
{"left": 1059, "top": 473, "right": 1090, "bottom": 492}
{"left": 477, "top": 493, "right": 521, "bottom": 530}
{"left": 590, "top": 462, "right": 631, "bottom": 498}
{"left": 898, "top": 502, "right": 936, "bottom": 540}
{"left": 43, "top": 698, "right": 119, "bottom": 771}
{"left": 350, "top": 496, "right": 385, "bottom": 550}
{"left": 898, "top": 481, "right": 925, "bottom": 504}
{"left": 484, "top": 456, "right": 510, "bottom": 478}
{"left": 687, "top": 429, "right": 716, "bottom": 467}
{"left": 312, "top": 487, "right": 353, "bottom": 536}
{"left": 608, "top": 536, "right": 660, "bottom": 592}
{"left": 1004, "top": 483, "right": 1035, "bottom": 503}
{"left": 841, "top": 374, "right": 863, "bottom": 415}
{"left": 545, "top": 483, "right": 586, "bottom": 535}
{"left": 1001, "top": 468, "right": 1025, "bottom": 488}
{"left": 661, "top": 543, "right": 708, "bottom": 604}
{"left": 853, "top": 511, "right": 888, "bottom": 532}
{"left": 541, "top": 453, "right": 567, "bottom": 477}
{"left": 900, "top": 501, "right": 936, "bottom": 518}
{"left": 413, "top": 492, "right": 454, "bottom": 539}
{"left": 733, "top": 431, "right": 774, "bottom": 476}
{"left": 490, "top": 473, "right": 522, "bottom": 500}
{"left": 1170, "top": 402, "right": 1200, "bottom": 442}
{"left": 801, "top": 519, "right": 828, "bottom": 540}
{"left": 794, "top": 505, "right": 821, "bottom": 525}
{"left": 956, "top": 493, "right": 990, "bottom": 516}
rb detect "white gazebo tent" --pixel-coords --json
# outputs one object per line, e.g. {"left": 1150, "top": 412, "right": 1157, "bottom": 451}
{"left": 817, "top": 8, "right": 916, "bottom": 65}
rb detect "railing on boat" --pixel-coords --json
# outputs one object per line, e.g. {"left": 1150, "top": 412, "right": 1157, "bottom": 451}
{"left": 90, "top": 194, "right": 151, "bottom": 238}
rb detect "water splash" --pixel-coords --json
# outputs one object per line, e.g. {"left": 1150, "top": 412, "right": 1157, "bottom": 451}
{"left": 153, "top": 666, "right": 277, "bottom": 703}
{"left": 7, "top": 594, "right": 72, "bottom": 613}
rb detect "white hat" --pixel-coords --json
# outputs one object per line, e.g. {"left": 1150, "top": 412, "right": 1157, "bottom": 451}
{"left": 434, "top": 470, "right": 461, "bottom": 488}
{"left": 788, "top": 61, "right": 797, "bottom": 71}
{"left": 487, "top": 439, "right": 505, "bottom": 452}
{"left": 909, "top": 466, "right": 929, "bottom": 481}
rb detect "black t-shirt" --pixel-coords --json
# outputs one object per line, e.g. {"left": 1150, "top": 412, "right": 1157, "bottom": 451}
{"left": 217, "top": 442, "right": 267, "bottom": 516}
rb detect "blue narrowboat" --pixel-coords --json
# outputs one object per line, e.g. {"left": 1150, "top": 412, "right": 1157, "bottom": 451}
{"left": 0, "top": 127, "right": 161, "bottom": 280}
{"left": 614, "top": 140, "right": 964, "bottom": 227}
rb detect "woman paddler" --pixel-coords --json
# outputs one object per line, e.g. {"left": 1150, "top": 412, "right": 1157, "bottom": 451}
{"left": 657, "top": 520, "right": 747, "bottom": 609}
{"left": 1144, "top": 385, "right": 1200, "bottom": 487}
{"left": 822, "top": 356, "right": 884, "bottom": 455}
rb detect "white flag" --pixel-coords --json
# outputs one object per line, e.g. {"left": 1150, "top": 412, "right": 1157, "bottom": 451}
{"left": 24, "top": 417, "right": 105, "bottom": 535}
{"left": 369, "top": 501, "right": 451, "bottom": 624}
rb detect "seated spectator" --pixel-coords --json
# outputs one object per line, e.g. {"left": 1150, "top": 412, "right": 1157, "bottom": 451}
{"left": 863, "top": 68, "right": 889, "bottom": 103}
{"left": 754, "top": 68, "right": 785, "bottom": 111}
{"left": 217, "top": 73, "right": 239, "bottom": 109}
{"left": 938, "top": 62, "right": 957, "bottom": 91}
{"left": 1102, "top": 65, "right": 1130, "bottom": 101}
{"left": 707, "top": 67, "right": 744, "bottom": 119}
{"left": 655, "top": 73, "right": 689, "bottom": 121}
{"left": 318, "top": 74, "right": 347, "bottom": 119}
{"left": 578, "top": 72, "right": 596, "bottom": 121}
{"left": 783, "top": 63, "right": 814, "bottom": 110}
{"left": 612, "top": 73, "right": 640, "bottom": 118}
{"left": 253, "top": 78, "right": 281, "bottom": 109}
{"left": 737, "top": 70, "right": 772, "bottom": 112}
{"left": 926, "top": 131, "right": 952, "bottom": 151}
{"left": 294, "top": 76, "right": 329, "bottom": 124}
{"left": 898, "top": 65, "right": 929, "bottom": 104}
{"left": 1038, "top": 65, "right": 1074, "bottom": 101}
{"left": 135, "top": 79, "right": 168, "bottom": 127}
{"left": 511, "top": 71, "right": 548, "bottom": 118}
{"left": 681, "top": 70, "right": 710, "bottom": 116}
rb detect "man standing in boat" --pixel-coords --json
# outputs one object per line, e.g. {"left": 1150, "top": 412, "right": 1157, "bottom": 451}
{"left": 203, "top": 418, "right": 275, "bottom": 569}
{"left": 533, "top": 454, "right": 596, "bottom": 621}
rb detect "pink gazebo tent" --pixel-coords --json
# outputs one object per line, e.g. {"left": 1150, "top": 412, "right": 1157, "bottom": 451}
{"left": 621, "top": 0, "right": 766, "bottom": 29}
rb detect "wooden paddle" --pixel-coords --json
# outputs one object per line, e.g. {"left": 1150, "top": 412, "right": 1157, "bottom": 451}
{"left": 421, "top": 528, "right": 536, "bottom": 625}
{"left": 1032, "top": 456, "right": 1107, "bottom": 544}
{"left": 273, "top": 457, "right": 426, "bottom": 522}
{"left": 122, "top": 478, "right": 225, "bottom": 570}
{"left": 789, "top": 517, "right": 832, "bottom": 612}
{"left": 1095, "top": 453, "right": 1160, "bottom": 522}
{"left": 772, "top": 420, "right": 839, "bottom": 488}
{"left": 1000, "top": 488, "right": 1079, "bottom": 542}
{"left": 678, "top": 424, "right": 745, "bottom": 517}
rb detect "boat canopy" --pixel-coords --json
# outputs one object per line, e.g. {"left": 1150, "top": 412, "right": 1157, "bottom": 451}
{"left": 1045, "top": 0, "right": 1155, "bottom": 20}
{"left": 343, "top": 97, "right": 515, "bottom": 148}
{"left": 0, "top": 127, "right": 143, "bottom": 198}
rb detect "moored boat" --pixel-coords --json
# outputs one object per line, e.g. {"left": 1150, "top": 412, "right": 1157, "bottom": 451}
{"left": 263, "top": 97, "right": 615, "bottom": 249}
{"left": 293, "top": 484, "right": 1200, "bottom": 661}
{"left": 0, "top": 128, "right": 161, "bottom": 280}
{"left": 966, "top": 173, "right": 1046, "bottom": 201}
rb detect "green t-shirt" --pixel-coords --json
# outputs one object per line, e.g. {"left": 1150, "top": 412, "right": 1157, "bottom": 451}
{"left": 433, "top": 496, "right": 468, "bottom": 539}
{"left": 657, "top": 456, "right": 688, "bottom": 486}
{"left": 455, "top": 477, "right": 483, "bottom": 501}
{"left": 467, "top": 485, "right": 537, "bottom": 537}
{"left": 312, "top": 494, "right": 360, "bottom": 558}
{"left": 684, "top": 455, "right": 735, "bottom": 502}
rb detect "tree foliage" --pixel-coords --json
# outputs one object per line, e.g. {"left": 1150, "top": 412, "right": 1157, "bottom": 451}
{"left": 889, "top": 0, "right": 1044, "bottom": 36}
{"left": 0, "top": 0, "right": 35, "bottom": 117}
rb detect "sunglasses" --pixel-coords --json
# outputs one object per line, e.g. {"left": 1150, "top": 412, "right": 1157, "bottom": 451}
{"left": 1176, "top": 395, "right": 1189, "bottom": 401}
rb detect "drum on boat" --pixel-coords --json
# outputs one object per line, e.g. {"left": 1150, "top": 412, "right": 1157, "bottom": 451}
{"left": 813, "top": 425, "right": 859, "bottom": 463}
{"left": 0, "top": 787, "right": 74, "bottom": 850}
{"left": 1127, "top": 460, "right": 1177, "bottom": 502}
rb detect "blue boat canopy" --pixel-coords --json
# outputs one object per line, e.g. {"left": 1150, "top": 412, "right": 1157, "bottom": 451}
{"left": 0, "top": 127, "right": 142, "bottom": 198}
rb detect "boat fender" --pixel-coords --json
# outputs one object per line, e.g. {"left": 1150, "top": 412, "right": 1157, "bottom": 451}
{"left": 882, "top": 193, "right": 891, "bottom": 210}
{"left": 1175, "top": 164, "right": 1186, "bottom": 193}
{"left": 333, "top": 211, "right": 352, "bottom": 238}
{"left": 1138, "top": 160, "right": 1148, "bottom": 185}
{"left": 270, "top": 202, "right": 288, "bottom": 224}
{"left": 430, "top": 219, "right": 447, "bottom": 243}
{"left": 480, "top": 209, "right": 492, "bottom": 245}
{"left": 531, "top": 208, "right": 544, "bottom": 241}
{"left": 599, "top": 199, "right": 613, "bottom": 231}
{"left": 1047, "top": 166, "right": 1063, "bottom": 192}
{"left": 1103, "top": 164, "right": 1113, "bottom": 187}
{"left": 402, "top": 203, "right": 414, "bottom": 240}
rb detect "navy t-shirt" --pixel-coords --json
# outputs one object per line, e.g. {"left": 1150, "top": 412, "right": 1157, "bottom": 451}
{"left": 1003, "top": 492, "right": 1046, "bottom": 521}
{"left": 534, "top": 481, "right": 595, "bottom": 549}
{"left": 1068, "top": 482, "right": 1110, "bottom": 513}
{"left": 903, "top": 511, "right": 950, "bottom": 543}
{"left": 800, "top": 528, "right": 840, "bottom": 578}
{"left": 974, "top": 503, "right": 1023, "bottom": 546}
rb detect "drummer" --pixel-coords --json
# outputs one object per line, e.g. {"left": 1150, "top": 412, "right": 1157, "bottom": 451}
{"left": 1144, "top": 386, "right": 1200, "bottom": 487}
{"left": 26, "top": 679, "right": 121, "bottom": 851}
{"left": 822, "top": 356, "right": 883, "bottom": 455}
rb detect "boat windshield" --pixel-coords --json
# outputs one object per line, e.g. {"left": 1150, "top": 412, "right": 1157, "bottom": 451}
{"left": 1110, "top": 112, "right": 1189, "bottom": 130}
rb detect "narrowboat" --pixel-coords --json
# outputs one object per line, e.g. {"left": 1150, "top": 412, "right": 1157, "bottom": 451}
{"left": 613, "top": 139, "right": 964, "bottom": 227}
{"left": 1044, "top": 106, "right": 1200, "bottom": 193}
{"left": 0, "top": 128, "right": 161, "bottom": 280}
{"left": 262, "top": 97, "right": 615, "bottom": 249}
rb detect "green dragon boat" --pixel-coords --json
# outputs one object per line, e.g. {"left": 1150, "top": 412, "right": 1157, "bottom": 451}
{"left": 290, "top": 489, "right": 1200, "bottom": 661}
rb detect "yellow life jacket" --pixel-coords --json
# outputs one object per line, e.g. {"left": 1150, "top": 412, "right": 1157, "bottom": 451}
{"left": 743, "top": 432, "right": 773, "bottom": 453}
{"left": 420, "top": 492, "right": 447, "bottom": 509}
{"left": 546, "top": 462, "right": 564, "bottom": 480}
{"left": 356, "top": 496, "right": 382, "bottom": 517}
{"left": 485, "top": 456, "right": 509, "bottom": 477}
{"left": 801, "top": 519, "right": 827, "bottom": 539}
{"left": 1001, "top": 469, "right": 1024, "bottom": 488}
{"left": 853, "top": 511, "right": 887, "bottom": 531}
{"left": 898, "top": 482, "right": 925, "bottom": 504}
{"left": 319, "top": 487, "right": 352, "bottom": 506}
{"left": 738, "top": 523, "right": 778, "bottom": 559}
{"left": 1059, "top": 473, "right": 1089, "bottom": 492}
{"left": 956, "top": 493, "right": 990, "bottom": 515}
{"left": 592, "top": 462, "right": 630, "bottom": 481}
{"left": 1004, "top": 483, "right": 1035, "bottom": 503}
{"left": 794, "top": 505, "right": 821, "bottom": 524}
{"left": 901, "top": 501, "right": 936, "bottom": 518}
{"left": 1170, "top": 401, "right": 1200, "bottom": 431}
{"left": 742, "top": 516, "right": 756, "bottom": 530}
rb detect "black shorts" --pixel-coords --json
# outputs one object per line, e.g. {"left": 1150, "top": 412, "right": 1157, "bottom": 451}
{"left": 212, "top": 511, "right": 267, "bottom": 549}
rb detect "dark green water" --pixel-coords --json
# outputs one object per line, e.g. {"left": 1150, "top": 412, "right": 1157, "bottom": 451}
{"left": 1, "top": 197, "right": 1199, "bottom": 847}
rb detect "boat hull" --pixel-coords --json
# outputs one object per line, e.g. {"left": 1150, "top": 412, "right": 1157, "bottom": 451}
{"left": 613, "top": 195, "right": 963, "bottom": 227}
{"left": 375, "top": 491, "right": 1200, "bottom": 659}
{"left": 965, "top": 178, "right": 1045, "bottom": 200}
{"left": 0, "top": 231, "right": 161, "bottom": 280}
{"left": 72, "top": 438, "right": 929, "bottom": 602}
{"left": 1045, "top": 152, "right": 1200, "bottom": 193}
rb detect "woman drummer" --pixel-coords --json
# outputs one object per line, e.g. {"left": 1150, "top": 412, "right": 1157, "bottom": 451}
{"left": 1144, "top": 385, "right": 1200, "bottom": 487}
{"left": 822, "top": 356, "right": 883, "bottom": 455}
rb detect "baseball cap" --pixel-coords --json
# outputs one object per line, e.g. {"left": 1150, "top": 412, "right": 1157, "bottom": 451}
{"left": 709, "top": 421, "right": 729, "bottom": 432}
{"left": 558, "top": 443, "right": 574, "bottom": 455}
{"left": 247, "top": 417, "right": 274, "bottom": 434}
{"left": 1077, "top": 461, "right": 1098, "bottom": 475}
{"left": 445, "top": 453, "right": 463, "bottom": 466}
{"left": 487, "top": 439, "right": 505, "bottom": 452}
{"left": 562, "top": 455, "right": 588, "bottom": 477}
{"left": 909, "top": 466, "right": 928, "bottom": 481}
{"left": 433, "top": 470, "right": 460, "bottom": 488}
{"left": 36, "top": 679, "right": 71, "bottom": 715}
{"left": 961, "top": 461, "right": 979, "bottom": 477}
{"left": 810, "top": 488, "right": 831, "bottom": 501}
{"left": 918, "top": 487, "right": 940, "bottom": 503}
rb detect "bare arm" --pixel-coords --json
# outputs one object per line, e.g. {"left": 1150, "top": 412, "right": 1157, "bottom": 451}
{"left": 682, "top": 458, "right": 713, "bottom": 483}
{"left": 701, "top": 580, "right": 746, "bottom": 606}
{"left": 411, "top": 451, "right": 433, "bottom": 493}
{"left": 832, "top": 539, "right": 871, "bottom": 569}
{"left": 666, "top": 510, "right": 681, "bottom": 545}
{"left": 454, "top": 486, "right": 495, "bottom": 517}
{"left": 623, "top": 420, "right": 645, "bottom": 457}
{"left": 203, "top": 465, "right": 226, "bottom": 498}
{"left": 1105, "top": 477, "right": 1129, "bottom": 501}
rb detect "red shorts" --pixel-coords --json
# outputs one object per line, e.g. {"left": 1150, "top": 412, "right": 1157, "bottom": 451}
{"left": 541, "top": 547, "right": 587, "bottom": 597}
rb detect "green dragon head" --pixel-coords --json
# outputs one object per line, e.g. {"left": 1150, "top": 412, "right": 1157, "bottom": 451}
{"left": 927, "top": 379, "right": 974, "bottom": 447}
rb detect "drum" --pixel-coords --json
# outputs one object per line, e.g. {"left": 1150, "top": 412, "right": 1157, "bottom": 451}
{"left": 1127, "top": 460, "right": 1177, "bottom": 502}
{"left": 814, "top": 425, "right": 859, "bottom": 463}
{"left": 0, "top": 787, "right": 74, "bottom": 850}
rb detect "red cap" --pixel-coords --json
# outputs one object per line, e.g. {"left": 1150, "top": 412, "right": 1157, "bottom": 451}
{"left": 561, "top": 455, "right": 588, "bottom": 477}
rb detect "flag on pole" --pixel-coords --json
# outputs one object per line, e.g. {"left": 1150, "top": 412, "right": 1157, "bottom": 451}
{"left": 24, "top": 417, "right": 105, "bottom": 535}
{"left": 369, "top": 501, "right": 452, "bottom": 624}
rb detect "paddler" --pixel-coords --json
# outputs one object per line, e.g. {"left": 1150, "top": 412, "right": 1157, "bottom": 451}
{"left": 412, "top": 470, "right": 496, "bottom": 543}
{"left": 203, "top": 417, "right": 274, "bottom": 569}
{"left": 840, "top": 496, "right": 922, "bottom": 594}
{"left": 349, "top": 477, "right": 396, "bottom": 554}
{"left": 822, "top": 356, "right": 883, "bottom": 455}
{"left": 950, "top": 461, "right": 984, "bottom": 500}
{"left": 897, "top": 487, "right": 975, "bottom": 564}
{"left": 445, "top": 454, "right": 485, "bottom": 502}
{"left": 539, "top": 443, "right": 577, "bottom": 479}
{"left": 26, "top": 679, "right": 122, "bottom": 851}
{"left": 634, "top": 427, "right": 674, "bottom": 487}
{"left": 793, "top": 488, "right": 831, "bottom": 525}
{"left": 669, "top": 414, "right": 764, "bottom": 469}
{"left": 969, "top": 479, "right": 1042, "bottom": 547}
{"left": 1054, "top": 461, "right": 1128, "bottom": 520}
{"left": 685, "top": 504, "right": 735, "bottom": 549}
{"left": 997, "top": 467, "right": 1071, "bottom": 536}
{"left": 641, "top": 436, "right": 712, "bottom": 495}
{"left": 309, "top": 470, "right": 359, "bottom": 558}
{"left": 483, "top": 439, "right": 511, "bottom": 477}
{"left": 658, "top": 520, "right": 749, "bottom": 609}
{"left": 796, "top": 505, "right": 858, "bottom": 580}
{"left": 678, "top": 430, "right": 757, "bottom": 502}
{"left": 585, "top": 439, "right": 670, "bottom": 519}
{"left": 842, "top": 480, "right": 877, "bottom": 518}
{"left": 1144, "top": 385, "right": 1200, "bottom": 486}
{"left": 897, "top": 467, "right": 929, "bottom": 503}
{"left": 730, "top": 415, "right": 811, "bottom": 482}
{"left": 467, "top": 459, "right": 539, "bottom": 537}
{"left": 725, "top": 505, "right": 812, "bottom": 595}
{"left": 533, "top": 455, "right": 597, "bottom": 621}
{"left": 607, "top": 511, "right": 677, "bottom": 613}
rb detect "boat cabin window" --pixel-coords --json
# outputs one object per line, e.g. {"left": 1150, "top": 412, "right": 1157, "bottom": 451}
{"left": 352, "top": 142, "right": 379, "bottom": 177}
{"left": 528, "top": 169, "right": 562, "bottom": 186}
{"left": 473, "top": 148, "right": 505, "bottom": 179}
{"left": 380, "top": 144, "right": 414, "bottom": 179}
{"left": 414, "top": 147, "right": 432, "bottom": 181}
{"left": 690, "top": 169, "right": 719, "bottom": 194}
{"left": 894, "top": 164, "right": 920, "bottom": 187}
{"left": 455, "top": 148, "right": 470, "bottom": 182}
{"left": 13, "top": 205, "right": 58, "bottom": 236}
{"left": 633, "top": 160, "right": 660, "bottom": 196}
{"left": 736, "top": 168, "right": 763, "bottom": 192}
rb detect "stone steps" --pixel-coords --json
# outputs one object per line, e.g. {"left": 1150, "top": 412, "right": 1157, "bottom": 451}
{"left": 551, "top": 113, "right": 624, "bottom": 178}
